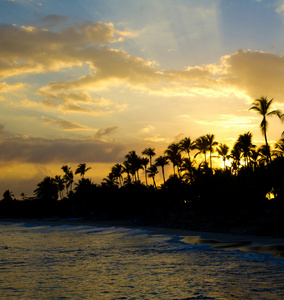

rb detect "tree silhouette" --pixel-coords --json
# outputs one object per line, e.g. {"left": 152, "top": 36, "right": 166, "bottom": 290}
{"left": 3, "top": 189, "right": 14, "bottom": 202}
{"left": 34, "top": 176, "right": 58, "bottom": 202}
{"left": 249, "top": 96, "right": 281, "bottom": 161}
{"left": 141, "top": 157, "right": 150, "bottom": 185}
{"left": 230, "top": 146, "right": 242, "bottom": 175}
{"left": 193, "top": 135, "right": 210, "bottom": 167}
{"left": 55, "top": 175, "right": 65, "bottom": 200}
{"left": 258, "top": 145, "right": 271, "bottom": 165}
{"left": 62, "top": 165, "right": 74, "bottom": 194}
{"left": 165, "top": 143, "right": 182, "bottom": 176}
{"left": 125, "top": 151, "right": 143, "bottom": 182}
{"left": 142, "top": 148, "right": 156, "bottom": 166}
{"left": 274, "top": 138, "right": 284, "bottom": 157}
{"left": 155, "top": 155, "right": 169, "bottom": 184}
{"left": 216, "top": 143, "right": 230, "bottom": 169}
{"left": 180, "top": 157, "right": 195, "bottom": 182}
{"left": 75, "top": 163, "right": 92, "bottom": 178}
{"left": 111, "top": 163, "right": 124, "bottom": 187}
{"left": 234, "top": 132, "right": 255, "bottom": 167}
{"left": 179, "top": 137, "right": 194, "bottom": 159}
{"left": 147, "top": 165, "right": 158, "bottom": 188}
{"left": 206, "top": 134, "right": 218, "bottom": 169}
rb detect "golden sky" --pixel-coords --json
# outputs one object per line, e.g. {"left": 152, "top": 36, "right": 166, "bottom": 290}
{"left": 1, "top": 0, "right": 284, "bottom": 196}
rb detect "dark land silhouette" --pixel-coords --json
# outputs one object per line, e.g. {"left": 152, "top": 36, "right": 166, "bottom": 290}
{"left": 1, "top": 96, "right": 284, "bottom": 237}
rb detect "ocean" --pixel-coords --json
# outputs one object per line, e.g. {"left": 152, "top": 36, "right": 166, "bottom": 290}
{"left": 0, "top": 221, "right": 283, "bottom": 299}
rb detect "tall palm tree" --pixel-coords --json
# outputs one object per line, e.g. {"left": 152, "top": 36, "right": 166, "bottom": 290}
{"left": 142, "top": 148, "right": 156, "bottom": 166}
{"left": 155, "top": 155, "right": 169, "bottom": 184}
{"left": 164, "top": 143, "right": 182, "bottom": 176}
{"left": 141, "top": 157, "right": 150, "bottom": 185}
{"left": 75, "top": 163, "right": 92, "bottom": 178}
{"left": 249, "top": 96, "right": 281, "bottom": 161}
{"left": 147, "top": 165, "right": 158, "bottom": 189}
{"left": 179, "top": 137, "right": 194, "bottom": 159}
{"left": 216, "top": 144, "right": 230, "bottom": 169}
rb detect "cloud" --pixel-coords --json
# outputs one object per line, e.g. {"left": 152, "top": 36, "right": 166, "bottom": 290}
{"left": 0, "top": 82, "right": 25, "bottom": 93}
{"left": 1, "top": 18, "right": 284, "bottom": 106}
{"left": 19, "top": 94, "right": 126, "bottom": 115}
{"left": 140, "top": 125, "right": 154, "bottom": 133}
{"left": 42, "top": 116, "right": 89, "bottom": 130}
{"left": 95, "top": 126, "right": 118, "bottom": 138}
{"left": 276, "top": 4, "right": 284, "bottom": 13}
{"left": 0, "top": 136, "right": 126, "bottom": 164}
{"left": 193, "top": 114, "right": 256, "bottom": 128}
{"left": 144, "top": 135, "right": 170, "bottom": 143}
{"left": 0, "top": 22, "right": 134, "bottom": 79}
{"left": 0, "top": 123, "right": 6, "bottom": 134}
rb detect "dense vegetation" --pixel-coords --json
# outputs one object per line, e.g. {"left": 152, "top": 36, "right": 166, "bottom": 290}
{"left": 1, "top": 97, "right": 284, "bottom": 236}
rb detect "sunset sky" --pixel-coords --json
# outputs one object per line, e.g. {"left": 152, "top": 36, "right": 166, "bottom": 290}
{"left": 1, "top": 0, "right": 284, "bottom": 197}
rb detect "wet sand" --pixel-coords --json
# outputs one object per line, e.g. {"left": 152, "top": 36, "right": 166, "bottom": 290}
{"left": 2, "top": 218, "right": 284, "bottom": 258}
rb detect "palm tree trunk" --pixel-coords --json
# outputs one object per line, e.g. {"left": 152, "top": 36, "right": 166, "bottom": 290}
{"left": 162, "top": 166, "right": 166, "bottom": 184}
{"left": 144, "top": 168, "right": 148, "bottom": 185}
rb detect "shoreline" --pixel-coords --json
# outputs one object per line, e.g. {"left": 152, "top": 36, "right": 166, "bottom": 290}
{"left": 1, "top": 218, "right": 284, "bottom": 258}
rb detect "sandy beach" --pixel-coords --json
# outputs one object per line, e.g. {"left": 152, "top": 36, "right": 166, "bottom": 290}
{"left": 2, "top": 218, "right": 284, "bottom": 258}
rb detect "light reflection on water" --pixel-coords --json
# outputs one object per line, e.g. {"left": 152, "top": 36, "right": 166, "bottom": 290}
{"left": 0, "top": 222, "right": 283, "bottom": 300}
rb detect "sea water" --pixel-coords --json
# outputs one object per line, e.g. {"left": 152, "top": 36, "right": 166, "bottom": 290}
{"left": 0, "top": 222, "right": 283, "bottom": 300}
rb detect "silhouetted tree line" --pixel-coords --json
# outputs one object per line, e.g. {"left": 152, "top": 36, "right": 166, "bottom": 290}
{"left": 1, "top": 97, "right": 284, "bottom": 236}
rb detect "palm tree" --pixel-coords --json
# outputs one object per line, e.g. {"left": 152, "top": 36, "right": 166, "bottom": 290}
{"left": 250, "top": 149, "right": 260, "bottom": 170}
{"left": 111, "top": 163, "right": 124, "bottom": 187}
{"left": 55, "top": 175, "right": 65, "bottom": 200}
{"left": 34, "top": 176, "right": 58, "bottom": 202}
{"left": 216, "top": 143, "right": 230, "bottom": 169}
{"left": 180, "top": 157, "right": 195, "bottom": 182}
{"left": 230, "top": 146, "right": 242, "bottom": 175}
{"left": 249, "top": 96, "right": 281, "bottom": 161}
{"left": 61, "top": 165, "right": 74, "bottom": 194}
{"left": 273, "top": 138, "right": 284, "bottom": 157}
{"left": 147, "top": 165, "right": 158, "bottom": 189}
{"left": 142, "top": 148, "right": 156, "bottom": 166}
{"left": 164, "top": 143, "right": 182, "bottom": 176}
{"left": 3, "top": 189, "right": 14, "bottom": 201}
{"left": 206, "top": 134, "right": 218, "bottom": 169}
{"left": 122, "top": 161, "right": 132, "bottom": 184}
{"left": 234, "top": 132, "right": 255, "bottom": 167}
{"left": 125, "top": 151, "right": 143, "bottom": 182}
{"left": 193, "top": 135, "right": 210, "bottom": 167}
{"left": 258, "top": 145, "right": 271, "bottom": 165}
{"left": 75, "top": 163, "right": 92, "bottom": 178}
{"left": 179, "top": 137, "right": 194, "bottom": 159}
{"left": 141, "top": 157, "right": 150, "bottom": 185}
{"left": 102, "top": 173, "right": 118, "bottom": 187}
{"left": 155, "top": 155, "right": 169, "bottom": 184}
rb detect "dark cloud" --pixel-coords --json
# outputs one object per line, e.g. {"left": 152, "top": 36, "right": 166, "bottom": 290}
{"left": 0, "top": 123, "right": 5, "bottom": 134}
{"left": 42, "top": 117, "right": 88, "bottom": 130}
{"left": 0, "top": 137, "right": 126, "bottom": 164}
{"left": 95, "top": 126, "right": 118, "bottom": 138}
